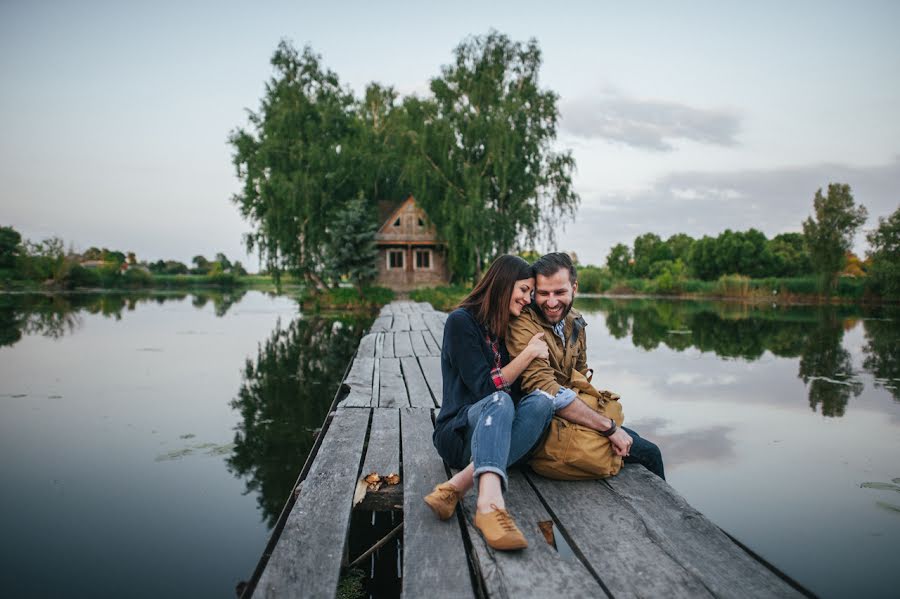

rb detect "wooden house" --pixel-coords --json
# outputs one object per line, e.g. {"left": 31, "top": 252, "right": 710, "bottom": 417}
{"left": 374, "top": 195, "right": 449, "bottom": 291}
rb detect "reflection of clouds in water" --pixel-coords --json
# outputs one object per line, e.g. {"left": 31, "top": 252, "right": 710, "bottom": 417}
{"left": 666, "top": 372, "right": 738, "bottom": 386}
{"left": 629, "top": 417, "right": 736, "bottom": 467}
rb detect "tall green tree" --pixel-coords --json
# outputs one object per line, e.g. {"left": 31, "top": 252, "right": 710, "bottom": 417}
{"left": 230, "top": 41, "right": 358, "bottom": 288}
{"left": 404, "top": 31, "right": 578, "bottom": 281}
{"left": 802, "top": 183, "right": 867, "bottom": 292}
{"left": 632, "top": 233, "right": 671, "bottom": 277}
{"left": 325, "top": 195, "right": 378, "bottom": 295}
{"left": 0, "top": 226, "right": 22, "bottom": 270}
{"left": 768, "top": 232, "right": 811, "bottom": 277}
{"left": 866, "top": 206, "right": 900, "bottom": 297}
{"left": 606, "top": 243, "right": 632, "bottom": 277}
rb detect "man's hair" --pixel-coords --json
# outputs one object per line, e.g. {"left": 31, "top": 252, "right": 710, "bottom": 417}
{"left": 532, "top": 252, "right": 577, "bottom": 284}
{"left": 457, "top": 254, "right": 534, "bottom": 339}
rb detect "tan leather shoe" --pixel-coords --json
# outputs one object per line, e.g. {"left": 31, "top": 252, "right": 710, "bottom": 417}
{"left": 474, "top": 504, "right": 528, "bottom": 550}
{"left": 423, "top": 482, "right": 461, "bottom": 520}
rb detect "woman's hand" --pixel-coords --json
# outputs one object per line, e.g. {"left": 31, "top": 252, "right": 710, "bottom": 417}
{"left": 527, "top": 332, "right": 549, "bottom": 361}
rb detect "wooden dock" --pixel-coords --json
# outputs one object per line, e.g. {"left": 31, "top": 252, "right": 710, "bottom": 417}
{"left": 248, "top": 301, "right": 809, "bottom": 598}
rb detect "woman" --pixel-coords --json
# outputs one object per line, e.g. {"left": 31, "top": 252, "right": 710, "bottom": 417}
{"left": 425, "top": 255, "right": 553, "bottom": 551}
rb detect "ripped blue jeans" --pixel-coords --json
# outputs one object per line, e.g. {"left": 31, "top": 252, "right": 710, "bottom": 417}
{"left": 460, "top": 390, "right": 554, "bottom": 491}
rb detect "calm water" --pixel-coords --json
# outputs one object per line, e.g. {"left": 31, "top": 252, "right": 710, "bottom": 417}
{"left": 0, "top": 291, "right": 370, "bottom": 598}
{"left": 1, "top": 293, "right": 898, "bottom": 597}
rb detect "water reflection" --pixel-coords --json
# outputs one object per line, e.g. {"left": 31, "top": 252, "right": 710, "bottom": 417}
{"left": 0, "top": 290, "right": 251, "bottom": 346}
{"left": 579, "top": 298, "right": 899, "bottom": 417}
{"left": 227, "top": 313, "right": 370, "bottom": 527}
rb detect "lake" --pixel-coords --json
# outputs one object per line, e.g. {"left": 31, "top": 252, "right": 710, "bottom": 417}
{"left": 0, "top": 292, "right": 897, "bottom": 597}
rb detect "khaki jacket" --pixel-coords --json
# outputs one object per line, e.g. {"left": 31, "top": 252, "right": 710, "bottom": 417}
{"left": 507, "top": 305, "right": 592, "bottom": 398}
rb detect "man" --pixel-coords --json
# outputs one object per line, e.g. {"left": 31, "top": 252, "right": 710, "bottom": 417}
{"left": 507, "top": 252, "right": 665, "bottom": 479}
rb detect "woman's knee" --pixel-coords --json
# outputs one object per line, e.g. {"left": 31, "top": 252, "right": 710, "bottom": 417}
{"left": 519, "top": 391, "right": 554, "bottom": 422}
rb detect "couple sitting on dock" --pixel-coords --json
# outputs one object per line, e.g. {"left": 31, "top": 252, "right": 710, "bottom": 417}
{"left": 425, "top": 252, "right": 665, "bottom": 551}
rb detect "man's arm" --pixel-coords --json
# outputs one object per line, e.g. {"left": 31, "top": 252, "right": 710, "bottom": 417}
{"left": 555, "top": 400, "right": 633, "bottom": 457}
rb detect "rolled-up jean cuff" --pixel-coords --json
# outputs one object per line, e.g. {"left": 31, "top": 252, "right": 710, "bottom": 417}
{"left": 552, "top": 388, "right": 577, "bottom": 412}
{"left": 473, "top": 465, "right": 508, "bottom": 492}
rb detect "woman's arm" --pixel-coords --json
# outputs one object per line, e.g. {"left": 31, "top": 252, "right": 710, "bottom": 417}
{"left": 500, "top": 333, "right": 546, "bottom": 384}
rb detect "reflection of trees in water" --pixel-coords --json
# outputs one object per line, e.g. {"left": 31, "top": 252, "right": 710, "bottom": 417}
{"left": 0, "top": 290, "right": 248, "bottom": 347}
{"left": 589, "top": 298, "right": 885, "bottom": 417}
{"left": 862, "top": 307, "right": 900, "bottom": 402}
{"left": 227, "top": 314, "right": 370, "bottom": 528}
{"left": 798, "top": 310, "right": 863, "bottom": 417}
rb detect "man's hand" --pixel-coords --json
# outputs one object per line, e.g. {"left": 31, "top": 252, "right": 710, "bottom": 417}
{"left": 526, "top": 332, "right": 549, "bottom": 360}
{"left": 609, "top": 427, "right": 633, "bottom": 457}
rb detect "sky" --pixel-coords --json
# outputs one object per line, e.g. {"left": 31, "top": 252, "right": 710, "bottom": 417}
{"left": 2, "top": 0, "right": 898, "bottom": 269}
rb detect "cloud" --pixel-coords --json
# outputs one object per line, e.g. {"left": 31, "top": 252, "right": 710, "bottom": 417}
{"left": 561, "top": 91, "right": 741, "bottom": 151}
{"left": 558, "top": 156, "right": 900, "bottom": 265}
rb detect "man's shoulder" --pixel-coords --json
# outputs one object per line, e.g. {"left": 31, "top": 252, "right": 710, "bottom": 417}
{"left": 512, "top": 305, "right": 546, "bottom": 330}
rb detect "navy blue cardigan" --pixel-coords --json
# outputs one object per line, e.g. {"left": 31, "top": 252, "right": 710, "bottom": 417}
{"left": 432, "top": 307, "right": 522, "bottom": 468}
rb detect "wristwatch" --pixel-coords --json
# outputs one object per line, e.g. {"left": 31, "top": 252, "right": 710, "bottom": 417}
{"left": 599, "top": 418, "right": 617, "bottom": 437}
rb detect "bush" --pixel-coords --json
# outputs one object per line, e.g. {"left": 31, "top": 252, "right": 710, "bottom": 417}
{"left": 715, "top": 274, "right": 751, "bottom": 297}
{"left": 409, "top": 285, "right": 470, "bottom": 311}
{"left": 577, "top": 267, "right": 611, "bottom": 293}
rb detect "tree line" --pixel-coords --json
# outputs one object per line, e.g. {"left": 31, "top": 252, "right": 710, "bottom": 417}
{"left": 229, "top": 31, "right": 578, "bottom": 288}
{"left": 0, "top": 225, "right": 246, "bottom": 288}
{"left": 602, "top": 184, "right": 899, "bottom": 297}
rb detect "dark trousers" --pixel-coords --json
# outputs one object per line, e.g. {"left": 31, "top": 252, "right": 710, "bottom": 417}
{"left": 622, "top": 426, "right": 665, "bottom": 480}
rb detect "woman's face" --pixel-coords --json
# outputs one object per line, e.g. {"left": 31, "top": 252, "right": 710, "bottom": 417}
{"left": 508, "top": 277, "right": 535, "bottom": 317}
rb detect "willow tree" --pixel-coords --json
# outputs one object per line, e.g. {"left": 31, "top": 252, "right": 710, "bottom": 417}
{"left": 229, "top": 41, "right": 358, "bottom": 287}
{"left": 404, "top": 31, "right": 579, "bottom": 281}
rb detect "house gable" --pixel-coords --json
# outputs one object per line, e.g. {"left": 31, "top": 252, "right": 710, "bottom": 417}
{"left": 375, "top": 196, "right": 441, "bottom": 244}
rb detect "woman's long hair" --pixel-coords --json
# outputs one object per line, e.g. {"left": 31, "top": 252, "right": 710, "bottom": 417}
{"left": 457, "top": 255, "right": 533, "bottom": 339}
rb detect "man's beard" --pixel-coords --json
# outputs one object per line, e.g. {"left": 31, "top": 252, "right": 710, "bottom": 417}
{"left": 538, "top": 298, "right": 574, "bottom": 324}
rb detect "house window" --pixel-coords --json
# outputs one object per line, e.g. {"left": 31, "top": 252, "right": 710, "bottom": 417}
{"left": 393, "top": 218, "right": 401, "bottom": 227}
{"left": 418, "top": 218, "right": 425, "bottom": 227}
{"left": 388, "top": 250, "right": 404, "bottom": 269}
{"left": 415, "top": 250, "right": 431, "bottom": 270}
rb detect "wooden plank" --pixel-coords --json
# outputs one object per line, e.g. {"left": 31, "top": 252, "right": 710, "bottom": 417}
{"left": 422, "top": 330, "right": 442, "bottom": 356}
{"left": 393, "top": 331, "right": 413, "bottom": 357}
{"left": 382, "top": 331, "right": 395, "bottom": 358}
{"left": 360, "top": 408, "right": 400, "bottom": 480}
{"left": 424, "top": 312, "right": 445, "bottom": 347}
{"left": 604, "top": 466, "right": 804, "bottom": 598}
{"left": 380, "top": 304, "right": 394, "bottom": 315}
{"left": 391, "top": 313, "right": 411, "bottom": 332}
{"left": 378, "top": 357, "right": 409, "bottom": 408}
{"left": 400, "top": 408, "right": 474, "bottom": 599}
{"left": 338, "top": 357, "right": 375, "bottom": 408}
{"left": 527, "top": 470, "right": 715, "bottom": 598}
{"left": 408, "top": 312, "right": 427, "bottom": 331}
{"left": 416, "top": 302, "right": 434, "bottom": 312}
{"left": 459, "top": 471, "right": 606, "bottom": 598}
{"left": 401, "top": 357, "right": 435, "bottom": 409}
{"left": 370, "top": 314, "right": 392, "bottom": 333}
{"left": 357, "top": 333, "right": 377, "bottom": 358}
{"left": 418, "top": 356, "right": 443, "bottom": 406}
{"left": 256, "top": 408, "right": 370, "bottom": 598}
{"left": 409, "top": 330, "right": 430, "bottom": 357}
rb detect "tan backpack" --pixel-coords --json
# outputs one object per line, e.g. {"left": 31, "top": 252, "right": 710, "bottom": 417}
{"left": 529, "top": 372, "right": 625, "bottom": 480}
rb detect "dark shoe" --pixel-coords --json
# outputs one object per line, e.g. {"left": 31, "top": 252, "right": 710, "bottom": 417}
{"left": 474, "top": 504, "right": 528, "bottom": 550}
{"left": 423, "top": 482, "right": 461, "bottom": 520}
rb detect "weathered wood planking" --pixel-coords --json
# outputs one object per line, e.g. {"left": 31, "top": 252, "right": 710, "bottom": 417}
{"left": 460, "top": 471, "right": 606, "bottom": 598}
{"left": 393, "top": 331, "right": 414, "bottom": 357}
{"left": 378, "top": 357, "right": 409, "bottom": 408}
{"left": 400, "top": 357, "right": 435, "bottom": 408}
{"left": 415, "top": 302, "right": 434, "bottom": 312}
{"left": 527, "top": 471, "right": 710, "bottom": 598}
{"left": 256, "top": 408, "right": 370, "bottom": 598}
{"left": 408, "top": 312, "right": 427, "bottom": 331}
{"left": 382, "top": 331, "right": 395, "bottom": 358}
{"left": 422, "top": 329, "right": 442, "bottom": 356}
{"left": 418, "top": 356, "right": 443, "bottom": 406}
{"left": 371, "top": 333, "right": 384, "bottom": 407}
{"left": 423, "top": 312, "right": 445, "bottom": 347}
{"left": 409, "top": 330, "right": 430, "bottom": 356}
{"left": 400, "top": 408, "right": 474, "bottom": 599}
{"left": 360, "top": 408, "right": 400, "bottom": 480}
{"left": 604, "top": 466, "right": 804, "bottom": 598}
{"left": 370, "top": 314, "right": 393, "bottom": 332}
{"left": 391, "top": 313, "right": 411, "bottom": 331}
{"left": 338, "top": 357, "right": 375, "bottom": 408}
{"left": 357, "top": 333, "right": 378, "bottom": 358}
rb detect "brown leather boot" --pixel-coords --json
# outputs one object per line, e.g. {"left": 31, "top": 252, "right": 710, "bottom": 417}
{"left": 423, "top": 482, "right": 462, "bottom": 520}
{"left": 474, "top": 504, "right": 528, "bottom": 550}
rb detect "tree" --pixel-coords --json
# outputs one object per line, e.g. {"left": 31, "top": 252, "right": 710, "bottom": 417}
{"left": 866, "top": 206, "right": 900, "bottom": 297}
{"left": 0, "top": 226, "right": 22, "bottom": 269}
{"left": 230, "top": 41, "right": 358, "bottom": 288}
{"left": 606, "top": 243, "right": 632, "bottom": 277}
{"left": 404, "top": 31, "right": 578, "bottom": 281}
{"left": 768, "top": 233, "right": 811, "bottom": 277}
{"left": 632, "top": 233, "right": 670, "bottom": 278}
{"left": 802, "top": 183, "right": 867, "bottom": 292}
{"left": 192, "top": 255, "right": 210, "bottom": 275}
{"left": 215, "top": 252, "right": 232, "bottom": 271}
{"left": 325, "top": 195, "right": 378, "bottom": 295}
{"left": 665, "top": 233, "right": 695, "bottom": 264}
